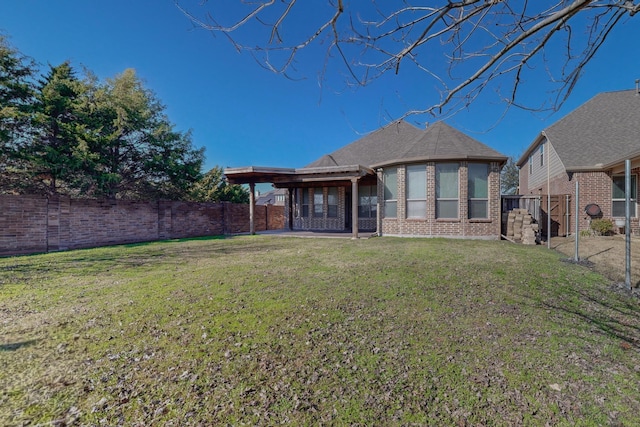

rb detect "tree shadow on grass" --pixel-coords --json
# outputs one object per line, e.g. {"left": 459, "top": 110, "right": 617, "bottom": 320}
{"left": 0, "top": 235, "right": 293, "bottom": 281}
{"left": 0, "top": 339, "right": 37, "bottom": 352}
{"left": 539, "top": 285, "right": 640, "bottom": 349}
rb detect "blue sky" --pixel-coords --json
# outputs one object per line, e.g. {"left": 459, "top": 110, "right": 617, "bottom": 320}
{"left": 2, "top": 1, "right": 639, "bottom": 177}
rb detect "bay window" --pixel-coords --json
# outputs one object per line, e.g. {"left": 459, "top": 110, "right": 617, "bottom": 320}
{"left": 406, "top": 164, "right": 427, "bottom": 218}
{"left": 468, "top": 163, "right": 489, "bottom": 219}
{"left": 436, "top": 163, "right": 459, "bottom": 219}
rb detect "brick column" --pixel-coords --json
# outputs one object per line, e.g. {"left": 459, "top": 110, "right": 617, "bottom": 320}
{"left": 249, "top": 183, "right": 256, "bottom": 235}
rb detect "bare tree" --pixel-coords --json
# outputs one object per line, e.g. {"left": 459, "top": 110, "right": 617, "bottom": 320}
{"left": 176, "top": 1, "right": 639, "bottom": 118}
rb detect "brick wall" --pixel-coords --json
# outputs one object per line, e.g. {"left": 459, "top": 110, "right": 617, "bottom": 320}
{"left": 0, "top": 195, "right": 284, "bottom": 256}
{"left": 520, "top": 168, "right": 640, "bottom": 235}
{"left": 0, "top": 195, "right": 49, "bottom": 255}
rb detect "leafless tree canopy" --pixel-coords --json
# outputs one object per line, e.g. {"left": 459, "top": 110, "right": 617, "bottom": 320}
{"left": 176, "top": 0, "right": 639, "bottom": 117}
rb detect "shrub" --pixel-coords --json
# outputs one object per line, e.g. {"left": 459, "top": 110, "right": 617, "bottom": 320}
{"left": 589, "top": 218, "right": 614, "bottom": 236}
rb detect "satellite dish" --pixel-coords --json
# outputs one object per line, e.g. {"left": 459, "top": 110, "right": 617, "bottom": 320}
{"left": 584, "top": 203, "right": 601, "bottom": 217}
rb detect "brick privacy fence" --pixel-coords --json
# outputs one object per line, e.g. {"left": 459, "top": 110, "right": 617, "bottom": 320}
{"left": 0, "top": 195, "right": 284, "bottom": 256}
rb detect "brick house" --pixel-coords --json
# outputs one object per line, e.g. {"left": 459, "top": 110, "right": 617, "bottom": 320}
{"left": 225, "top": 121, "right": 507, "bottom": 239}
{"left": 256, "top": 188, "right": 286, "bottom": 206}
{"left": 517, "top": 89, "right": 640, "bottom": 235}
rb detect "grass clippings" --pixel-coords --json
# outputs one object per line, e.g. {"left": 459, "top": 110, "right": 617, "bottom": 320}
{"left": 1, "top": 236, "right": 639, "bottom": 426}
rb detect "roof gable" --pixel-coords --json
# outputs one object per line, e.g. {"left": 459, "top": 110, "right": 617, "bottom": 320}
{"left": 526, "top": 89, "right": 640, "bottom": 170}
{"left": 306, "top": 120, "right": 506, "bottom": 169}
{"left": 395, "top": 121, "right": 506, "bottom": 164}
{"left": 305, "top": 120, "right": 424, "bottom": 168}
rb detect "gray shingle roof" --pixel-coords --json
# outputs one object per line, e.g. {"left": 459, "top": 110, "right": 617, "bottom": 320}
{"left": 541, "top": 89, "right": 640, "bottom": 170}
{"left": 397, "top": 121, "right": 507, "bottom": 164}
{"left": 305, "top": 120, "right": 506, "bottom": 169}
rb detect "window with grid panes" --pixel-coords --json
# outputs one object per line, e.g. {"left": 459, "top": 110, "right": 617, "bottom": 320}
{"left": 612, "top": 175, "right": 637, "bottom": 217}
{"left": 406, "top": 164, "right": 427, "bottom": 218}
{"left": 313, "top": 189, "right": 323, "bottom": 218}
{"left": 383, "top": 168, "right": 398, "bottom": 218}
{"left": 468, "top": 163, "right": 488, "bottom": 219}
{"left": 436, "top": 163, "right": 459, "bottom": 219}
{"left": 358, "top": 185, "right": 377, "bottom": 218}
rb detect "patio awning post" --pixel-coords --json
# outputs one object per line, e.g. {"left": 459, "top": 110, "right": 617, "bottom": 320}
{"left": 351, "top": 178, "right": 359, "bottom": 239}
{"left": 287, "top": 188, "right": 294, "bottom": 231}
{"left": 249, "top": 182, "right": 255, "bottom": 235}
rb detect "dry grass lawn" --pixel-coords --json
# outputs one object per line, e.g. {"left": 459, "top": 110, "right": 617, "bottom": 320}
{"left": 1, "top": 236, "right": 639, "bottom": 426}
{"left": 551, "top": 234, "right": 640, "bottom": 288}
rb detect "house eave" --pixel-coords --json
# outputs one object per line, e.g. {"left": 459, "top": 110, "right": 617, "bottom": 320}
{"left": 224, "top": 164, "right": 374, "bottom": 186}
{"left": 516, "top": 133, "right": 546, "bottom": 167}
{"left": 223, "top": 166, "right": 297, "bottom": 185}
{"left": 295, "top": 164, "right": 374, "bottom": 175}
{"left": 565, "top": 150, "right": 640, "bottom": 173}
{"left": 371, "top": 154, "right": 508, "bottom": 169}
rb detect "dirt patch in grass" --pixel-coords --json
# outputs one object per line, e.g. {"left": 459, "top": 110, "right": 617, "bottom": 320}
{"left": 551, "top": 235, "right": 640, "bottom": 291}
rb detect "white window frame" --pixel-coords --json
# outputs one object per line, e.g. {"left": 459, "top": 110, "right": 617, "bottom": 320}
{"left": 436, "top": 163, "right": 459, "bottom": 219}
{"left": 383, "top": 168, "right": 398, "bottom": 218}
{"left": 612, "top": 174, "right": 637, "bottom": 218}
{"left": 406, "top": 164, "right": 427, "bottom": 218}
{"left": 468, "top": 163, "right": 489, "bottom": 219}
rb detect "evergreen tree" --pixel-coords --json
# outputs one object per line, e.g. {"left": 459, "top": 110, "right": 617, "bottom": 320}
{"left": 0, "top": 36, "right": 36, "bottom": 193}
{"left": 1, "top": 37, "right": 204, "bottom": 200}
{"left": 29, "top": 61, "right": 85, "bottom": 194}
{"left": 79, "top": 69, "right": 204, "bottom": 199}
{"left": 501, "top": 156, "right": 520, "bottom": 195}
{"left": 190, "top": 166, "right": 250, "bottom": 204}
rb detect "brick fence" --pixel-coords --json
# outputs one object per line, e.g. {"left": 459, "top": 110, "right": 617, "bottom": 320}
{"left": 0, "top": 195, "right": 284, "bottom": 256}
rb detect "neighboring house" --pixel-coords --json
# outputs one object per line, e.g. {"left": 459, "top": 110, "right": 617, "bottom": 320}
{"left": 517, "top": 89, "right": 640, "bottom": 235}
{"left": 225, "top": 121, "right": 507, "bottom": 239}
{"left": 256, "top": 188, "right": 286, "bottom": 206}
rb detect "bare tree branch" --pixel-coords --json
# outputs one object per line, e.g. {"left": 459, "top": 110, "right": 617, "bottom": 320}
{"left": 175, "top": 0, "right": 640, "bottom": 118}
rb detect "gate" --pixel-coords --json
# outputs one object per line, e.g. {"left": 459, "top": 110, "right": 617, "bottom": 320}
{"left": 501, "top": 194, "right": 571, "bottom": 238}
{"left": 540, "top": 194, "right": 571, "bottom": 238}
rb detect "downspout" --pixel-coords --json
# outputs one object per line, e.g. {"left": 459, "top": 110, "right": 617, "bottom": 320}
{"left": 376, "top": 168, "right": 383, "bottom": 236}
{"left": 625, "top": 159, "right": 631, "bottom": 290}
{"left": 542, "top": 131, "right": 551, "bottom": 249}
{"left": 462, "top": 163, "right": 466, "bottom": 238}
{"left": 565, "top": 194, "right": 569, "bottom": 237}
{"left": 429, "top": 164, "right": 433, "bottom": 237}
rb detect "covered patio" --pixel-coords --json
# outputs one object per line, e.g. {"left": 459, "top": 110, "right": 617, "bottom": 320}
{"left": 224, "top": 164, "right": 376, "bottom": 239}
